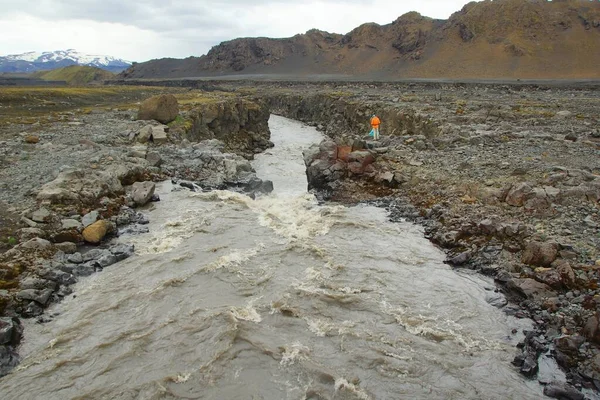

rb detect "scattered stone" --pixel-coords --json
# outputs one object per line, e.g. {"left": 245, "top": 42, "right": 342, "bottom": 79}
{"left": 137, "top": 125, "right": 153, "bottom": 143}
{"left": 110, "top": 243, "right": 135, "bottom": 261}
{"left": 67, "top": 252, "right": 83, "bottom": 264}
{"left": 146, "top": 151, "right": 162, "bottom": 167}
{"left": 61, "top": 219, "right": 83, "bottom": 231}
{"left": 16, "top": 289, "right": 53, "bottom": 306}
{"left": 151, "top": 126, "right": 168, "bottom": 144}
{"left": 555, "top": 110, "right": 573, "bottom": 118}
{"left": 20, "top": 217, "right": 37, "bottom": 228}
{"left": 19, "top": 278, "right": 56, "bottom": 291}
{"left": 131, "top": 181, "right": 156, "bottom": 206}
{"left": 24, "top": 135, "right": 39, "bottom": 144}
{"left": 82, "top": 211, "right": 99, "bottom": 228}
{"left": 515, "top": 278, "right": 555, "bottom": 299}
{"left": 0, "top": 318, "right": 22, "bottom": 346}
{"left": 54, "top": 242, "right": 77, "bottom": 254}
{"left": 20, "top": 238, "right": 52, "bottom": 251}
{"left": 564, "top": 132, "right": 578, "bottom": 142}
{"left": 521, "top": 241, "right": 558, "bottom": 267}
{"left": 73, "top": 262, "right": 98, "bottom": 277}
{"left": 543, "top": 382, "right": 584, "bottom": 400}
{"left": 506, "top": 182, "right": 533, "bottom": 207}
{"left": 31, "top": 208, "right": 51, "bottom": 223}
{"left": 17, "top": 227, "right": 46, "bottom": 241}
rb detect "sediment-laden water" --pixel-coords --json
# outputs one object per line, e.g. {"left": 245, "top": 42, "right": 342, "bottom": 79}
{"left": 0, "top": 116, "right": 546, "bottom": 399}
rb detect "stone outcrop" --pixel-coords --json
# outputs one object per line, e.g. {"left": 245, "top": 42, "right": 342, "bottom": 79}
{"left": 170, "top": 99, "right": 273, "bottom": 159}
{"left": 303, "top": 139, "right": 400, "bottom": 193}
{"left": 267, "top": 93, "right": 439, "bottom": 141}
{"left": 37, "top": 168, "right": 124, "bottom": 205}
{"left": 137, "top": 94, "right": 179, "bottom": 124}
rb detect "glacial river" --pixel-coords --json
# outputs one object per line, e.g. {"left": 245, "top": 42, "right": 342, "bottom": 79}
{"left": 0, "top": 115, "right": 547, "bottom": 399}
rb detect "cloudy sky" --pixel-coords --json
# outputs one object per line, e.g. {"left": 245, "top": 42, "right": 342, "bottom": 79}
{"left": 0, "top": 0, "right": 474, "bottom": 62}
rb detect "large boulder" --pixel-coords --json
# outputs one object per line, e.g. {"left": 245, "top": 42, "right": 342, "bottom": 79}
{"left": 137, "top": 94, "right": 179, "bottom": 124}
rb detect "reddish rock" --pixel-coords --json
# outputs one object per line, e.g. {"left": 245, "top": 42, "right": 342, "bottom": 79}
{"left": 347, "top": 151, "right": 375, "bottom": 174}
{"left": 521, "top": 241, "right": 558, "bottom": 267}
{"left": 24, "top": 135, "right": 39, "bottom": 144}
{"left": 583, "top": 314, "right": 600, "bottom": 344}
{"left": 515, "top": 278, "right": 555, "bottom": 299}
{"left": 337, "top": 146, "right": 352, "bottom": 162}
{"left": 506, "top": 182, "right": 533, "bottom": 206}
{"left": 555, "top": 260, "right": 576, "bottom": 288}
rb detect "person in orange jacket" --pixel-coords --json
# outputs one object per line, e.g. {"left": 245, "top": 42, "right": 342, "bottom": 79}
{"left": 370, "top": 115, "right": 381, "bottom": 140}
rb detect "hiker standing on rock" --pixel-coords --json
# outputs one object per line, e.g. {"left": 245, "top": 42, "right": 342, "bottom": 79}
{"left": 370, "top": 115, "right": 381, "bottom": 140}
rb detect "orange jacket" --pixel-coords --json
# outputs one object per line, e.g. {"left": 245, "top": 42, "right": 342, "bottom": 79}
{"left": 370, "top": 116, "right": 380, "bottom": 127}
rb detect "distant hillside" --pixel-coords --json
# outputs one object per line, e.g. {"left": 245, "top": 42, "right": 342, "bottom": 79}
{"left": 121, "top": 0, "right": 600, "bottom": 79}
{"left": 1, "top": 49, "right": 131, "bottom": 73}
{"left": 33, "top": 66, "right": 115, "bottom": 85}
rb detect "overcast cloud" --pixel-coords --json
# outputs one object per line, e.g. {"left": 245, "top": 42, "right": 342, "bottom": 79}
{"left": 0, "top": 0, "right": 474, "bottom": 62}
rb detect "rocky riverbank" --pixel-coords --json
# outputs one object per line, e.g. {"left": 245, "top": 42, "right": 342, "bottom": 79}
{"left": 252, "top": 81, "right": 599, "bottom": 398}
{"left": 0, "top": 87, "right": 274, "bottom": 376}
{"left": 1, "top": 80, "right": 599, "bottom": 398}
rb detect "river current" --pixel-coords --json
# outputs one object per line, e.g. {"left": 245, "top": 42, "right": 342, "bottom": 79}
{"left": 0, "top": 115, "right": 547, "bottom": 399}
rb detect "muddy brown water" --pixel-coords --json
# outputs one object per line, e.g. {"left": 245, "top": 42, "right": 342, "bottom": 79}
{"left": 0, "top": 116, "right": 548, "bottom": 399}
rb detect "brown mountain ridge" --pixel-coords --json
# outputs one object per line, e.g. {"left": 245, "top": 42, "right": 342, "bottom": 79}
{"left": 121, "top": 0, "right": 600, "bottom": 79}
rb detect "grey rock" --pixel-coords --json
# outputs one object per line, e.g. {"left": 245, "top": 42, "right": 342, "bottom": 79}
{"left": 0, "top": 318, "right": 22, "bottom": 346}
{"left": 543, "top": 382, "right": 584, "bottom": 400}
{"left": 131, "top": 181, "right": 156, "bottom": 206}
{"left": 16, "top": 288, "right": 54, "bottom": 305}
{"left": 20, "top": 217, "right": 37, "bottom": 228}
{"left": 137, "top": 125, "right": 153, "bottom": 143}
{"left": 146, "top": 151, "right": 162, "bottom": 167}
{"left": 54, "top": 242, "right": 77, "bottom": 254}
{"left": 110, "top": 243, "right": 135, "bottom": 261}
{"left": 151, "top": 126, "right": 168, "bottom": 144}
{"left": 0, "top": 345, "right": 20, "bottom": 376}
{"left": 97, "top": 253, "right": 118, "bottom": 268}
{"left": 61, "top": 219, "right": 83, "bottom": 231}
{"left": 82, "top": 248, "right": 110, "bottom": 262}
{"left": 20, "top": 238, "right": 52, "bottom": 251}
{"left": 73, "top": 262, "right": 99, "bottom": 277}
{"left": 31, "top": 207, "right": 52, "bottom": 223}
{"left": 555, "top": 110, "right": 573, "bottom": 118}
{"left": 67, "top": 252, "right": 84, "bottom": 264}
{"left": 19, "top": 278, "right": 57, "bottom": 291}
{"left": 82, "top": 211, "right": 99, "bottom": 228}
{"left": 17, "top": 227, "right": 46, "bottom": 241}
{"left": 485, "top": 292, "right": 508, "bottom": 308}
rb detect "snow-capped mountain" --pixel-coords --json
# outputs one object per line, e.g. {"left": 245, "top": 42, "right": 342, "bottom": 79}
{"left": 0, "top": 49, "right": 132, "bottom": 73}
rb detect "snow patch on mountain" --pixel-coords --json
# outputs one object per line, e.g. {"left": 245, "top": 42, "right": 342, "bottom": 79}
{"left": 2, "top": 49, "right": 131, "bottom": 68}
